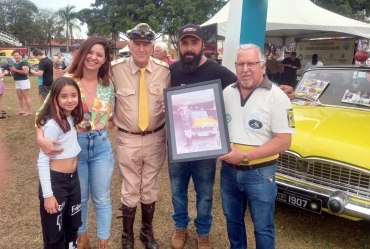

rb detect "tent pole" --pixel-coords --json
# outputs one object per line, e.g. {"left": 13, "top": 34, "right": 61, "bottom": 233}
{"left": 239, "top": 0, "right": 268, "bottom": 49}
{"left": 282, "top": 36, "right": 286, "bottom": 46}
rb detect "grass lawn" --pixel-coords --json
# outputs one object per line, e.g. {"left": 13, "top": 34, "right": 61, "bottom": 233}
{"left": 0, "top": 75, "right": 369, "bottom": 248}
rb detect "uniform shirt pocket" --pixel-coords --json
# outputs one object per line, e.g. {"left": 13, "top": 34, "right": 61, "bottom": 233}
{"left": 149, "top": 87, "right": 164, "bottom": 112}
{"left": 116, "top": 88, "right": 136, "bottom": 111}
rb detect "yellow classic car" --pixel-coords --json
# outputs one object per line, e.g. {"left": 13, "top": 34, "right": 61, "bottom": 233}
{"left": 191, "top": 110, "right": 218, "bottom": 137}
{"left": 27, "top": 57, "right": 39, "bottom": 65}
{"left": 276, "top": 66, "right": 370, "bottom": 221}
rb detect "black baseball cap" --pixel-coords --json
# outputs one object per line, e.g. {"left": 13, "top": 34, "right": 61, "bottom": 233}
{"left": 70, "top": 44, "right": 80, "bottom": 52}
{"left": 178, "top": 24, "right": 204, "bottom": 41}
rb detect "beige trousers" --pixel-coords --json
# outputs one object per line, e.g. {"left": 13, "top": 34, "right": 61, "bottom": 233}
{"left": 116, "top": 127, "right": 166, "bottom": 207}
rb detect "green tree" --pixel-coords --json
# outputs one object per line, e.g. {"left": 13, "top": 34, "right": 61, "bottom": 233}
{"left": 68, "top": 21, "right": 82, "bottom": 41}
{"left": 0, "top": 0, "right": 39, "bottom": 45}
{"left": 311, "top": 0, "right": 370, "bottom": 22}
{"left": 58, "top": 5, "right": 79, "bottom": 52}
{"left": 33, "top": 9, "right": 65, "bottom": 56}
{"left": 161, "top": 0, "right": 228, "bottom": 51}
{"left": 78, "top": 0, "right": 166, "bottom": 51}
{"left": 78, "top": 0, "right": 228, "bottom": 52}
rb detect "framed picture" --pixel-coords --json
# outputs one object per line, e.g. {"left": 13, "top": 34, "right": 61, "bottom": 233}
{"left": 164, "top": 79, "right": 230, "bottom": 163}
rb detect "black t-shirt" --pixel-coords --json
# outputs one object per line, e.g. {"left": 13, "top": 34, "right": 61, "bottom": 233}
{"left": 281, "top": 57, "right": 301, "bottom": 79}
{"left": 169, "top": 59, "right": 237, "bottom": 89}
{"left": 39, "top": 57, "right": 54, "bottom": 86}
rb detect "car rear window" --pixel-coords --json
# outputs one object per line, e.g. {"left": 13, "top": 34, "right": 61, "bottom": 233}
{"left": 295, "top": 69, "right": 370, "bottom": 109}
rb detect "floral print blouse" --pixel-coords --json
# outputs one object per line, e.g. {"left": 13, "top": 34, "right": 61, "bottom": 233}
{"left": 37, "top": 74, "right": 115, "bottom": 132}
{"left": 77, "top": 76, "right": 115, "bottom": 132}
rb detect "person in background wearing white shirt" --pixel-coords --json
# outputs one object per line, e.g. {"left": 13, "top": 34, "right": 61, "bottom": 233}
{"left": 304, "top": 54, "right": 323, "bottom": 71}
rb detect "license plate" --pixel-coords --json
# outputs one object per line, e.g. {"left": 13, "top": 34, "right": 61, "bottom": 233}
{"left": 276, "top": 187, "right": 322, "bottom": 214}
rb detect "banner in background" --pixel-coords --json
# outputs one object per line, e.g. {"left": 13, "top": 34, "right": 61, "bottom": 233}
{"left": 296, "top": 39, "right": 355, "bottom": 67}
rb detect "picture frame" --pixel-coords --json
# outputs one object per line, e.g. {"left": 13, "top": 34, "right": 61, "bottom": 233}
{"left": 164, "top": 79, "right": 231, "bottom": 163}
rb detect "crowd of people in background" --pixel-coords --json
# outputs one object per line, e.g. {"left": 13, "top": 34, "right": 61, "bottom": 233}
{"left": 0, "top": 34, "right": 326, "bottom": 123}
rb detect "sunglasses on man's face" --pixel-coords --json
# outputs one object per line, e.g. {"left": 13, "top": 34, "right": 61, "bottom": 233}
{"left": 129, "top": 30, "right": 154, "bottom": 41}
{"left": 82, "top": 112, "right": 92, "bottom": 131}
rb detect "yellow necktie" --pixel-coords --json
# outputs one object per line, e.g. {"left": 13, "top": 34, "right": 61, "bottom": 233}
{"left": 138, "top": 68, "right": 149, "bottom": 131}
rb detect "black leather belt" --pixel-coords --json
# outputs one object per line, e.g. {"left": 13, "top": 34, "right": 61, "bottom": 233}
{"left": 118, "top": 123, "right": 165, "bottom": 136}
{"left": 223, "top": 160, "right": 277, "bottom": 171}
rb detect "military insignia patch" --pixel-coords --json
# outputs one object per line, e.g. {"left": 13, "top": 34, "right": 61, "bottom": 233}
{"left": 287, "top": 109, "right": 295, "bottom": 128}
{"left": 110, "top": 57, "right": 126, "bottom": 67}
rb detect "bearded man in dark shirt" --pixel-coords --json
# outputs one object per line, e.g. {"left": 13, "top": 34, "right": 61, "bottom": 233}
{"left": 168, "top": 24, "right": 295, "bottom": 249}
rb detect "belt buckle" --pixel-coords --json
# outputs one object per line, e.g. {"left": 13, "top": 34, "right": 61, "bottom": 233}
{"left": 140, "top": 131, "right": 146, "bottom": 136}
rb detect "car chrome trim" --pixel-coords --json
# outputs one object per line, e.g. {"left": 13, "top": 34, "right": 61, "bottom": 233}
{"left": 276, "top": 178, "right": 370, "bottom": 221}
{"left": 292, "top": 102, "right": 370, "bottom": 112}
{"left": 281, "top": 151, "right": 369, "bottom": 173}
{"left": 277, "top": 151, "right": 370, "bottom": 200}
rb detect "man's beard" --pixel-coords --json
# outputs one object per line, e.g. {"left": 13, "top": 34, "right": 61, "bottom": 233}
{"left": 180, "top": 51, "right": 203, "bottom": 73}
{"left": 240, "top": 81, "right": 253, "bottom": 88}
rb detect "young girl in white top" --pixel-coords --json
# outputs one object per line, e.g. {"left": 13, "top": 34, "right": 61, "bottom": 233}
{"left": 36, "top": 77, "right": 83, "bottom": 249}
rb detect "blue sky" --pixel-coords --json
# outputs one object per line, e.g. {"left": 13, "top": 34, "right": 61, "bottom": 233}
{"left": 31, "top": 0, "right": 95, "bottom": 38}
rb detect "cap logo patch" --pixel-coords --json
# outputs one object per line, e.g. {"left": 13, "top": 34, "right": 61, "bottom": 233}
{"left": 183, "top": 27, "right": 196, "bottom": 32}
{"left": 248, "top": 120, "right": 263, "bottom": 129}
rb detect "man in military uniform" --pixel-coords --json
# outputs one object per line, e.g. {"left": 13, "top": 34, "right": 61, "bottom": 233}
{"left": 178, "top": 104, "right": 194, "bottom": 148}
{"left": 110, "top": 23, "right": 170, "bottom": 249}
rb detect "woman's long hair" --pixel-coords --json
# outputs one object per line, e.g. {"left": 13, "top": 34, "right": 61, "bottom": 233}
{"left": 312, "top": 54, "right": 318, "bottom": 65}
{"left": 36, "top": 77, "right": 83, "bottom": 132}
{"left": 68, "top": 36, "right": 111, "bottom": 86}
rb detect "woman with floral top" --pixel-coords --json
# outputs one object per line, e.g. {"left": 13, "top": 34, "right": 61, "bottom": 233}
{"left": 36, "top": 36, "right": 115, "bottom": 249}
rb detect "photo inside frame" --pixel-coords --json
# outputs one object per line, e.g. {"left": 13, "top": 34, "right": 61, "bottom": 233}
{"left": 171, "top": 88, "right": 221, "bottom": 155}
{"left": 164, "top": 80, "right": 230, "bottom": 163}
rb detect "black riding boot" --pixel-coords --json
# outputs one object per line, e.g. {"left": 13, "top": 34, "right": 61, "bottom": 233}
{"left": 118, "top": 204, "right": 137, "bottom": 249}
{"left": 140, "top": 202, "right": 159, "bottom": 249}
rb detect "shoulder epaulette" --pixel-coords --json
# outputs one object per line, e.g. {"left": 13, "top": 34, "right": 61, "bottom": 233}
{"left": 152, "top": 58, "right": 169, "bottom": 68}
{"left": 111, "top": 57, "right": 127, "bottom": 67}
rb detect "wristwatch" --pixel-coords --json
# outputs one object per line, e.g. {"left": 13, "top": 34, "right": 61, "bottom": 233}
{"left": 242, "top": 151, "right": 249, "bottom": 165}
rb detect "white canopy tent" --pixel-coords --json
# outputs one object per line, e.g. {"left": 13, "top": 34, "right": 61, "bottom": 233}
{"left": 202, "top": 0, "right": 370, "bottom": 73}
{"left": 202, "top": 0, "right": 370, "bottom": 46}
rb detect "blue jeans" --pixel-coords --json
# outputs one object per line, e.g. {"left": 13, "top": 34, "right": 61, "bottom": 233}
{"left": 168, "top": 159, "right": 216, "bottom": 236}
{"left": 77, "top": 128, "right": 114, "bottom": 240}
{"left": 220, "top": 162, "right": 277, "bottom": 249}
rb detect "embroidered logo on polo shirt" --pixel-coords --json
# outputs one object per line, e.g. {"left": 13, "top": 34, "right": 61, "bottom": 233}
{"left": 226, "top": 113, "right": 232, "bottom": 123}
{"left": 248, "top": 120, "right": 263, "bottom": 129}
